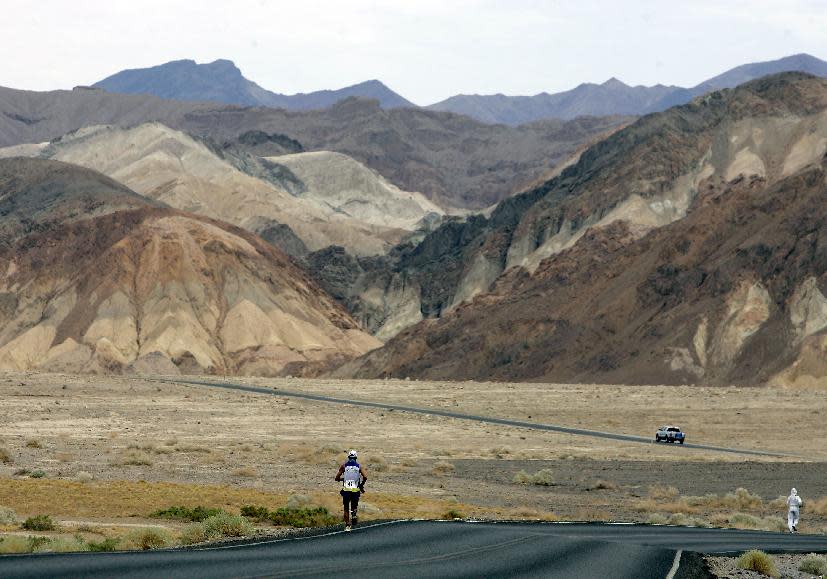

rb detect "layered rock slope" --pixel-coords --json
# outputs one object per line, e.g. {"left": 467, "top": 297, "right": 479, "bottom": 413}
{"left": 0, "top": 158, "right": 379, "bottom": 375}
{"left": 10, "top": 123, "right": 440, "bottom": 256}
{"left": 340, "top": 73, "right": 827, "bottom": 385}
{"left": 0, "top": 84, "right": 627, "bottom": 210}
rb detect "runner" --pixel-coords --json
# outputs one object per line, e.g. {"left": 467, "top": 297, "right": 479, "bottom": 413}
{"left": 786, "top": 487, "right": 803, "bottom": 533}
{"left": 335, "top": 449, "right": 368, "bottom": 531}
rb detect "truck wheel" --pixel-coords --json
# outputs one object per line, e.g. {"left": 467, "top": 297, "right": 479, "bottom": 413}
{"left": 679, "top": 439, "right": 684, "bottom": 444}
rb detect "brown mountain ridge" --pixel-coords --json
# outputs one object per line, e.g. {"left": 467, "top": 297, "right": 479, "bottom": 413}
{"left": 338, "top": 73, "right": 827, "bottom": 386}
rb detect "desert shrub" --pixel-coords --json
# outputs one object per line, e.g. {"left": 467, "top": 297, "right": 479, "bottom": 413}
{"left": 286, "top": 494, "right": 313, "bottom": 510}
{"left": 268, "top": 507, "right": 337, "bottom": 528}
{"left": 514, "top": 469, "right": 554, "bottom": 486}
{"left": 0, "top": 506, "right": 18, "bottom": 525}
{"left": 443, "top": 510, "right": 463, "bottom": 519}
{"left": 432, "top": 461, "right": 455, "bottom": 476}
{"left": 76, "top": 471, "right": 93, "bottom": 483}
{"left": 799, "top": 553, "right": 827, "bottom": 575}
{"left": 240, "top": 505, "right": 271, "bottom": 522}
{"left": 647, "top": 513, "right": 669, "bottom": 525}
{"left": 201, "top": 513, "right": 253, "bottom": 538}
{"left": 22, "top": 515, "right": 56, "bottom": 531}
{"left": 40, "top": 536, "right": 88, "bottom": 553}
{"left": 29, "top": 470, "right": 46, "bottom": 479}
{"left": 150, "top": 506, "right": 224, "bottom": 522}
{"left": 230, "top": 467, "right": 258, "bottom": 478}
{"left": 0, "top": 535, "right": 35, "bottom": 554}
{"left": 123, "top": 528, "right": 172, "bottom": 550}
{"left": 87, "top": 537, "right": 119, "bottom": 552}
{"left": 810, "top": 496, "right": 827, "bottom": 516}
{"left": 367, "top": 456, "right": 389, "bottom": 472}
{"left": 729, "top": 513, "right": 786, "bottom": 532}
{"left": 736, "top": 550, "right": 778, "bottom": 578}
{"left": 118, "top": 450, "right": 153, "bottom": 466}
{"left": 25, "top": 440, "right": 42, "bottom": 449}
{"left": 0, "top": 446, "right": 12, "bottom": 464}
{"left": 666, "top": 513, "right": 710, "bottom": 528}
{"left": 13, "top": 468, "right": 30, "bottom": 476}
{"left": 178, "top": 524, "right": 208, "bottom": 545}
{"left": 181, "top": 513, "right": 253, "bottom": 545}
{"left": 589, "top": 480, "right": 617, "bottom": 491}
{"left": 648, "top": 485, "right": 679, "bottom": 500}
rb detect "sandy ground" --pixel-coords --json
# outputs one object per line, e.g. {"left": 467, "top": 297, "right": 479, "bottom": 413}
{"left": 1, "top": 373, "right": 825, "bottom": 533}
{"left": 707, "top": 553, "right": 827, "bottom": 578}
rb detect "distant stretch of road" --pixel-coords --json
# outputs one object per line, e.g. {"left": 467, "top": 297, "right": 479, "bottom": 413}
{"left": 3, "top": 521, "right": 827, "bottom": 579}
{"left": 175, "top": 378, "right": 795, "bottom": 458}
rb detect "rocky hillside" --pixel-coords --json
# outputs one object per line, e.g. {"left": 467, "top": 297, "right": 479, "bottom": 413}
{"left": 4, "top": 123, "right": 441, "bottom": 257}
{"left": 0, "top": 158, "right": 379, "bottom": 376}
{"left": 0, "top": 85, "right": 627, "bottom": 210}
{"left": 339, "top": 73, "right": 827, "bottom": 386}
{"left": 94, "top": 59, "right": 414, "bottom": 109}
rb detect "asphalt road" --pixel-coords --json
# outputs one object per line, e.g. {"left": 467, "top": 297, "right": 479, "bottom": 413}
{"left": 174, "top": 379, "right": 796, "bottom": 458}
{"left": 3, "top": 521, "right": 827, "bottom": 579}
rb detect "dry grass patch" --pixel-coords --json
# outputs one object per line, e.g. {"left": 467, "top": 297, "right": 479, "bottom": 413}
{"left": 514, "top": 469, "right": 554, "bottom": 486}
{"left": 122, "top": 527, "right": 173, "bottom": 550}
{"left": 736, "top": 550, "right": 779, "bottom": 578}
{"left": 431, "top": 461, "right": 455, "bottom": 476}
{"left": 25, "top": 440, "right": 42, "bottom": 449}
{"left": 115, "top": 449, "right": 153, "bottom": 466}
{"left": 230, "top": 467, "right": 258, "bottom": 478}
{"left": 0, "top": 446, "right": 12, "bottom": 464}
{"left": 55, "top": 452, "right": 74, "bottom": 463}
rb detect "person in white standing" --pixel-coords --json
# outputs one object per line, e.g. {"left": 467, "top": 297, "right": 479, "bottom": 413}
{"left": 786, "top": 487, "right": 803, "bottom": 533}
{"left": 335, "top": 449, "right": 368, "bottom": 531}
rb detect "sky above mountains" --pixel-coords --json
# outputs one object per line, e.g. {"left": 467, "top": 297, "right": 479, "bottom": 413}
{"left": 4, "top": 0, "right": 827, "bottom": 104}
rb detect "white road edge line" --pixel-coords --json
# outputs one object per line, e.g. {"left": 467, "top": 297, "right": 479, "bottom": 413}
{"left": 665, "top": 549, "right": 682, "bottom": 579}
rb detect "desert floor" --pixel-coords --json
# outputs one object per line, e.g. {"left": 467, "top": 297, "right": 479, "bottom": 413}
{"left": 1, "top": 373, "right": 826, "bottom": 540}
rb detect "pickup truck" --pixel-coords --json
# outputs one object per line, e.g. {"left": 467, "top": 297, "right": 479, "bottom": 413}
{"left": 655, "top": 426, "right": 685, "bottom": 444}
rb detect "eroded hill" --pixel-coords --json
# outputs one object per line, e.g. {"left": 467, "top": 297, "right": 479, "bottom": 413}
{"left": 339, "top": 73, "right": 827, "bottom": 385}
{"left": 0, "top": 158, "right": 379, "bottom": 375}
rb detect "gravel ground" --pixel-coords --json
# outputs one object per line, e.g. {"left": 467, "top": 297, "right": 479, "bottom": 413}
{"left": 707, "top": 552, "right": 827, "bottom": 578}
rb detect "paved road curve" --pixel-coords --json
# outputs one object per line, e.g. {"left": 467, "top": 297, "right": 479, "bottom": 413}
{"left": 3, "top": 521, "right": 827, "bottom": 579}
{"left": 174, "top": 379, "right": 796, "bottom": 458}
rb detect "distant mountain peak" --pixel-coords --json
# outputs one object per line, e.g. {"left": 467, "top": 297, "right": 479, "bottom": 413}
{"left": 601, "top": 77, "right": 628, "bottom": 88}
{"left": 94, "top": 59, "right": 414, "bottom": 110}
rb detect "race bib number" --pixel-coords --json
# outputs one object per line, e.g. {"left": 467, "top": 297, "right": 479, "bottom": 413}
{"left": 344, "top": 480, "right": 359, "bottom": 490}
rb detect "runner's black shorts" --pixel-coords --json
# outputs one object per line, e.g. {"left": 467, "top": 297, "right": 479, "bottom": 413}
{"left": 340, "top": 490, "right": 361, "bottom": 511}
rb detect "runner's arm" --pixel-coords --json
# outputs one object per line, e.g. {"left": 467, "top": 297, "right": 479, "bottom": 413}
{"left": 334, "top": 464, "right": 345, "bottom": 481}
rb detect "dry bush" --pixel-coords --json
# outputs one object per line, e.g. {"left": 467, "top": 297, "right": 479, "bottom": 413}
{"left": 665, "top": 513, "right": 710, "bottom": 528}
{"left": 291, "top": 443, "right": 341, "bottom": 465}
{"left": 0, "top": 535, "right": 34, "bottom": 554}
{"left": 231, "top": 467, "right": 258, "bottom": 478}
{"left": 728, "top": 513, "right": 786, "bottom": 532}
{"left": 116, "top": 450, "right": 153, "bottom": 466}
{"left": 489, "top": 447, "right": 511, "bottom": 458}
{"left": 648, "top": 485, "right": 679, "bottom": 500}
{"left": 286, "top": 494, "right": 313, "bottom": 510}
{"left": 55, "top": 452, "right": 74, "bottom": 463}
{"left": 39, "top": 536, "right": 88, "bottom": 553}
{"left": 431, "top": 461, "right": 455, "bottom": 476}
{"left": 0, "top": 506, "right": 18, "bottom": 525}
{"left": 367, "top": 456, "right": 389, "bottom": 473}
{"left": 0, "top": 446, "right": 12, "bottom": 464}
{"left": 164, "top": 439, "right": 178, "bottom": 447}
{"left": 123, "top": 528, "right": 172, "bottom": 550}
{"left": 809, "top": 496, "right": 827, "bottom": 516}
{"left": 685, "top": 488, "right": 763, "bottom": 510}
{"left": 736, "top": 550, "right": 779, "bottom": 578}
{"left": 240, "top": 445, "right": 253, "bottom": 452}
{"left": 647, "top": 513, "right": 669, "bottom": 525}
{"left": 399, "top": 458, "right": 417, "bottom": 468}
{"left": 180, "top": 513, "right": 252, "bottom": 545}
{"left": 25, "top": 440, "right": 42, "bottom": 449}
{"left": 588, "top": 480, "right": 617, "bottom": 491}
{"left": 174, "top": 444, "right": 212, "bottom": 454}
{"left": 799, "top": 553, "right": 827, "bottom": 576}
{"left": 75, "top": 472, "right": 93, "bottom": 483}
{"left": 514, "top": 469, "right": 554, "bottom": 486}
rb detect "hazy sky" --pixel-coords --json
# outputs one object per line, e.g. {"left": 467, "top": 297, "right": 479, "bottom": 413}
{"left": 3, "top": 0, "right": 826, "bottom": 104}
